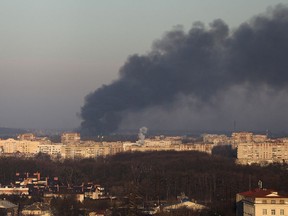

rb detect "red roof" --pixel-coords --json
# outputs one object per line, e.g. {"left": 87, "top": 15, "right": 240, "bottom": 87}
{"left": 238, "top": 188, "right": 287, "bottom": 198}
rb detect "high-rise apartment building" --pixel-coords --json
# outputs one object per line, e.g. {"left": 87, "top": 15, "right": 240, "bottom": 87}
{"left": 237, "top": 140, "right": 288, "bottom": 164}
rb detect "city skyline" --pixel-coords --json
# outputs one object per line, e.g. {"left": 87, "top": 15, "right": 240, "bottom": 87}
{"left": 0, "top": 1, "right": 287, "bottom": 132}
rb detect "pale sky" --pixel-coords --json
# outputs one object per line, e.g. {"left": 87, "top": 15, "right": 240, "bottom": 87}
{"left": 0, "top": 0, "right": 285, "bottom": 129}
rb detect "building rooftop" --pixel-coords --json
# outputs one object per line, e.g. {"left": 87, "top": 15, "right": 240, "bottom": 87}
{"left": 238, "top": 188, "right": 287, "bottom": 198}
{"left": 22, "top": 202, "right": 50, "bottom": 212}
{"left": 0, "top": 199, "right": 18, "bottom": 209}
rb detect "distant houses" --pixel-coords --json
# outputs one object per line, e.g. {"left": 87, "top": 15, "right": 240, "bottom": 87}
{"left": 0, "top": 172, "right": 107, "bottom": 204}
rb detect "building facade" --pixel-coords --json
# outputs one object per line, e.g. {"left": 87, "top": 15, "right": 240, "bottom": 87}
{"left": 237, "top": 140, "right": 288, "bottom": 164}
{"left": 236, "top": 188, "right": 288, "bottom": 216}
{"left": 39, "top": 143, "right": 63, "bottom": 157}
{"left": 61, "top": 132, "right": 81, "bottom": 144}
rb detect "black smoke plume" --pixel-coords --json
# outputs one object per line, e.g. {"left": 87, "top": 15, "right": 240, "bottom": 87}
{"left": 81, "top": 5, "right": 288, "bottom": 135}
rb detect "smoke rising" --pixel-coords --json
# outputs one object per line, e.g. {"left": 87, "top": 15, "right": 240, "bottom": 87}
{"left": 81, "top": 5, "right": 288, "bottom": 135}
{"left": 138, "top": 127, "right": 148, "bottom": 145}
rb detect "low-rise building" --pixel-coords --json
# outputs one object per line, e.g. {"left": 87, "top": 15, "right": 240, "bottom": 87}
{"left": 21, "top": 202, "right": 52, "bottom": 216}
{"left": 163, "top": 201, "right": 206, "bottom": 213}
{"left": 0, "top": 187, "right": 29, "bottom": 196}
{"left": 236, "top": 188, "right": 288, "bottom": 216}
{"left": 0, "top": 199, "right": 18, "bottom": 216}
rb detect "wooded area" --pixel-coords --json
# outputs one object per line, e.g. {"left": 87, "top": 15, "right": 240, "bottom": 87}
{"left": 0, "top": 151, "right": 287, "bottom": 215}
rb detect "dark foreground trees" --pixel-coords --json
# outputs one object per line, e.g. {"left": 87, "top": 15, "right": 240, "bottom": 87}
{"left": 0, "top": 151, "right": 287, "bottom": 215}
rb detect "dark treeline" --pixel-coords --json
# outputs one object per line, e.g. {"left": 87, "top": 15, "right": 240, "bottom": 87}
{"left": 0, "top": 151, "right": 288, "bottom": 215}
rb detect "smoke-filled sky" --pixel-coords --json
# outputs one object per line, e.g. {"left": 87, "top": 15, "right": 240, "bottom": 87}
{"left": 0, "top": 0, "right": 287, "bottom": 132}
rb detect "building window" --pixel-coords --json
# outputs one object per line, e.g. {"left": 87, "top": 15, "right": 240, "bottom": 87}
{"left": 262, "top": 200, "right": 267, "bottom": 204}
{"left": 280, "top": 209, "right": 284, "bottom": 215}
{"left": 271, "top": 200, "right": 276, "bottom": 204}
{"left": 271, "top": 209, "right": 276, "bottom": 215}
{"left": 280, "top": 200, "right": 285, "bottom": 204}
{"left": 263, "top": 209, "right": 267, "bottom": 215}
